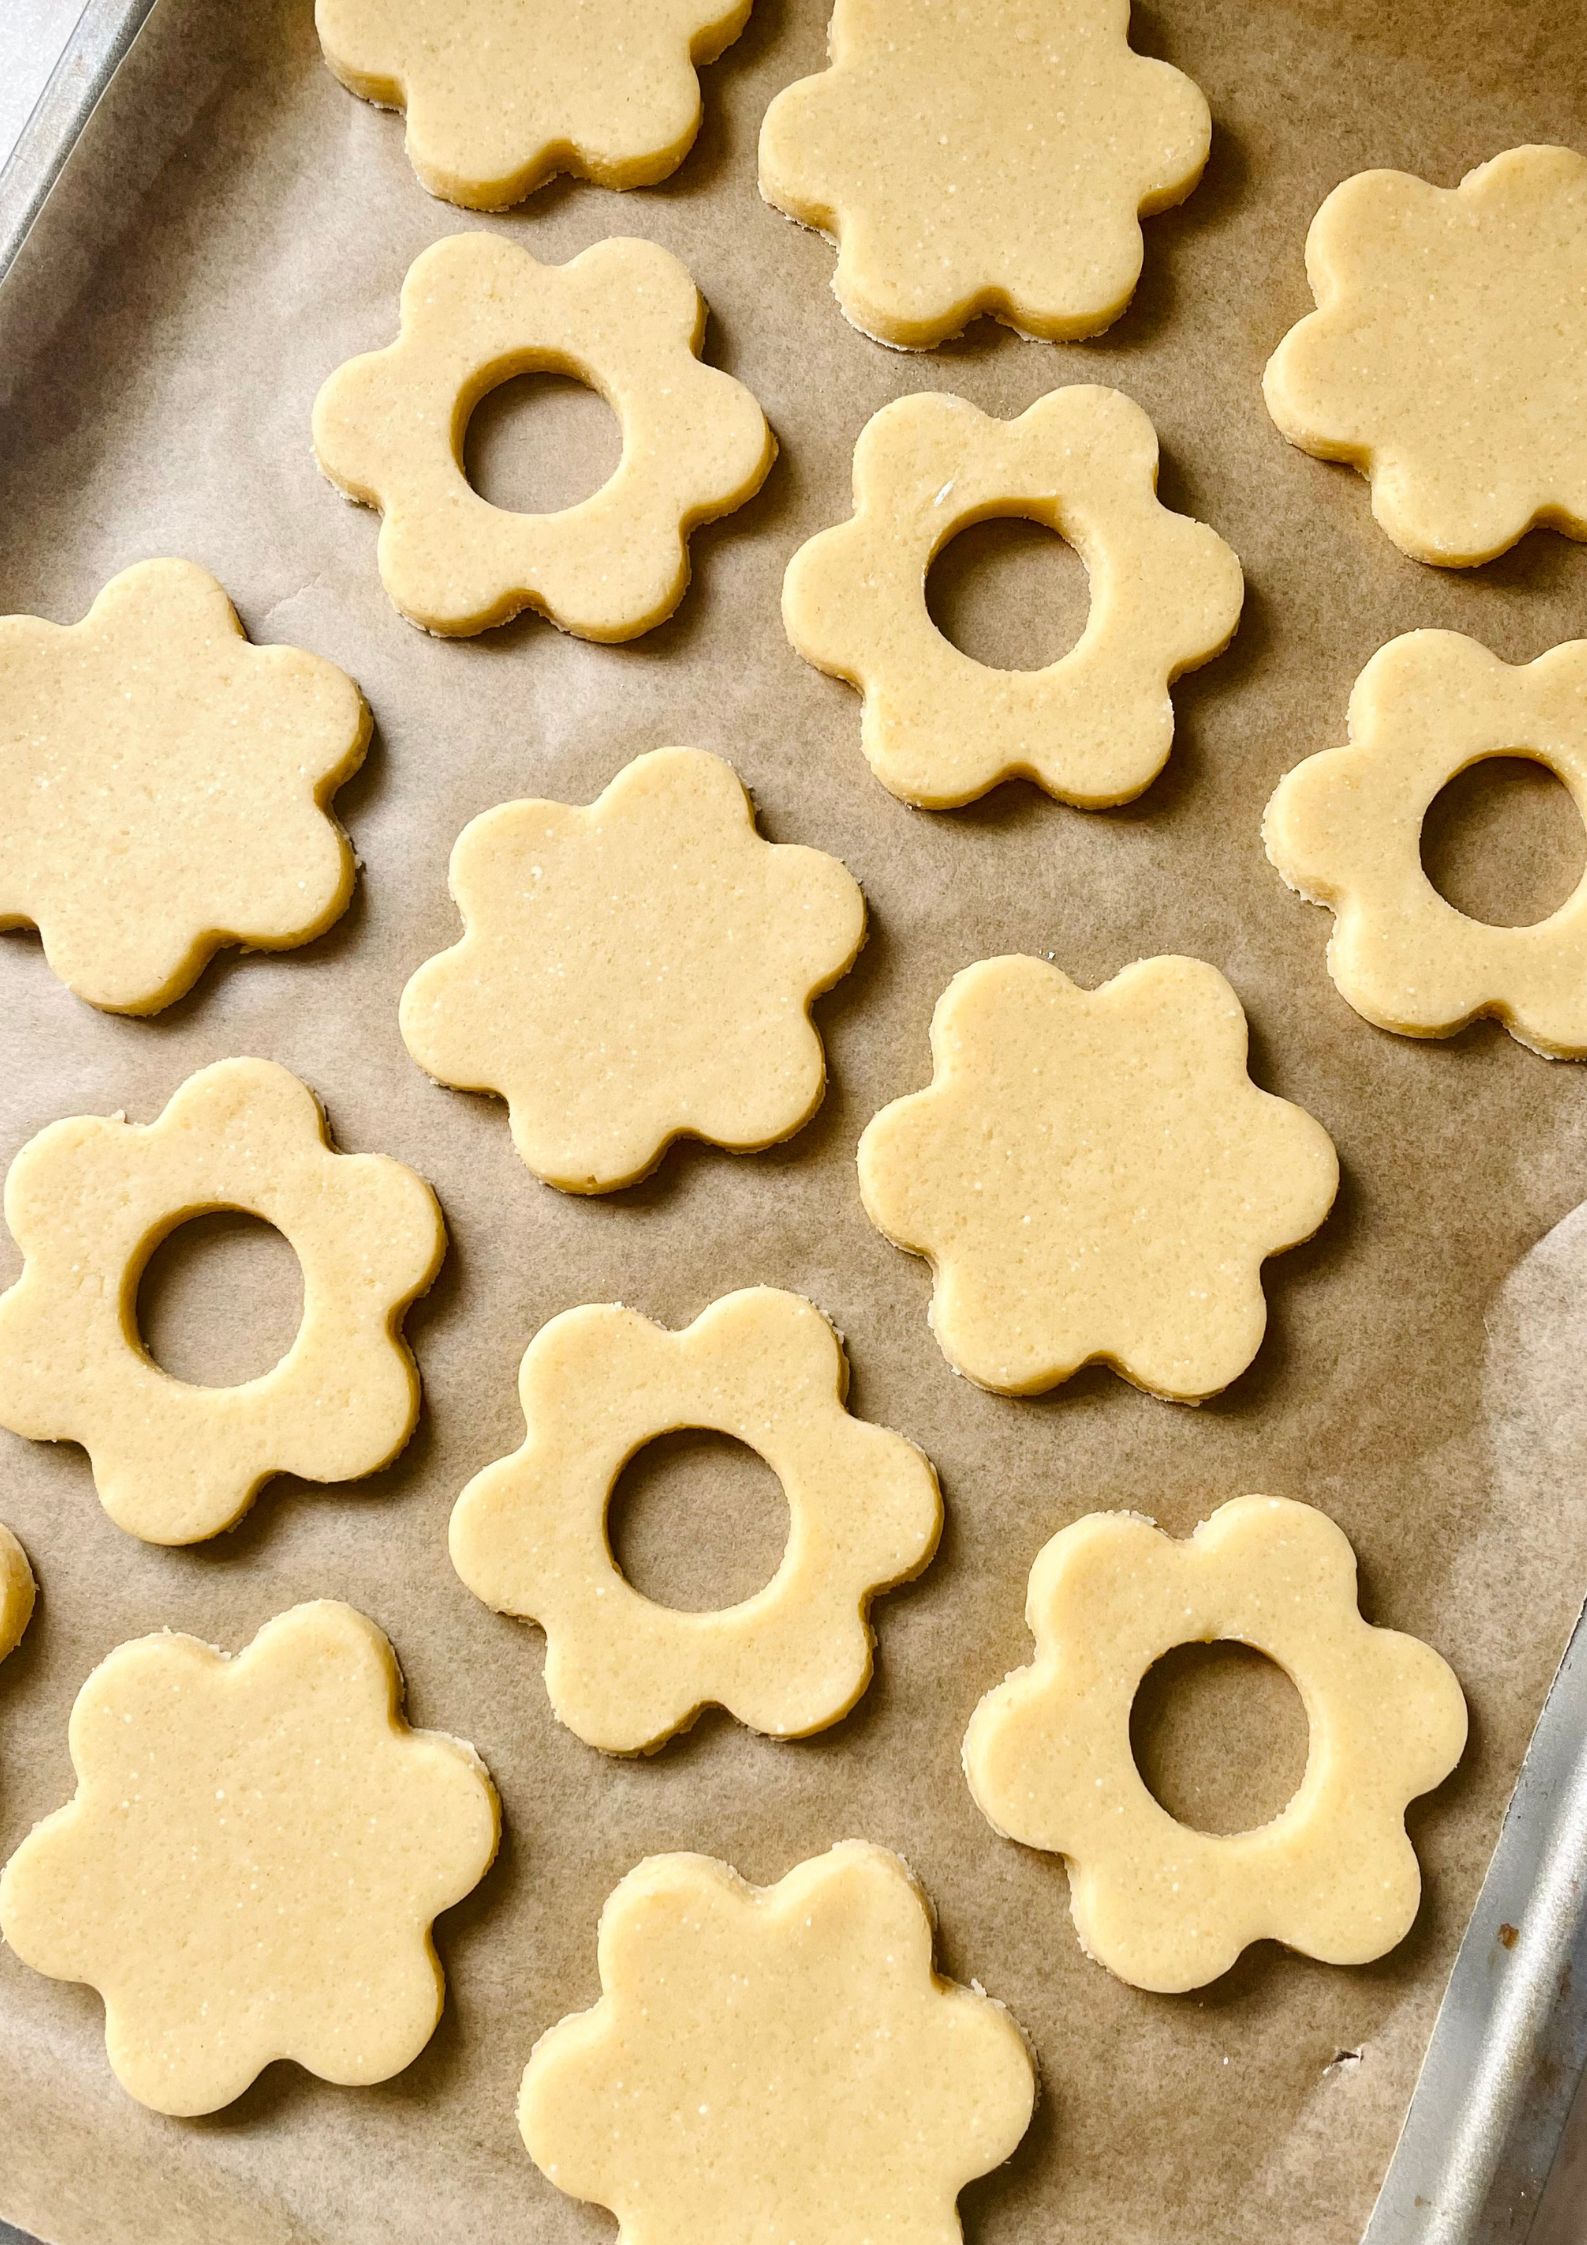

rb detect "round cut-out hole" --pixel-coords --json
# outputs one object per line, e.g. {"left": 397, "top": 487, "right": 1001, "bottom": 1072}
{"left": 1129, "top": 1641, "right": 1308, "bottom": 1836}
{"left": 463, "top": 371, "right": 622, "bottom": 516}
{"left": 925, "top": 514, "right": 1089, "bottom": 672}
{"left": 136, "top": 1211, "right": 304, "bottom": 1388}
{"left": 1419, "top": 754, "right": 1586, "bottom": 927}
{"left": 607, "top": 1430, "right": 790, "bottom": 1612}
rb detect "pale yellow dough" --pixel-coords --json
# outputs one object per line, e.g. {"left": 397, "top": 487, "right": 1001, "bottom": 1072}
{"left": 315, "top": 0, "right": 752, "bottom": 210}
{"left": 312, "top": 233, "right": 774, "bottom": 639}
{"left": 0, "top": 1523, "right": 35, "bottom": 1664}
{"left": 783, "top": 387, "right": 1243, "bottom": 808}
{"left": 858, "top": 955, "right": 1338, "bottom": 1400}
{"left": 0, "top": 560, "right": 368, "bottom": 1013}
{"left": 963, "top": 1498, "right": 1467, "bottom": 1993}
{"left": 0, "top": 1059, "right": 445, "bottom": 1545}
{"left": 450, "top": 1288, "right": 941, "bottom": 1754}
{"left": 520, "top": 1842, "right": 1036, "bottom": 2244}
{"left": 1265, "top": 632, "right": 1587, "bottom": 1058}
{"left": 758, "top": 0, "right": 1210, "bottom": 349}
{"left": 401, "top": 747, "right": 866, "bottom": 1193}
{"left": 0, "top": 1601, "right": 499, "bottom": 2115}
{"left": 1264, "top": 147, "right": 1587, "bottom": 566}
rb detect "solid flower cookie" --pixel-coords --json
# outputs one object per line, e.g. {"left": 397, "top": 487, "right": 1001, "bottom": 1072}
{"left": 316, "top": 0, "right": 752, "bottom": 210}
{"left": 963, "top": 1497, "right": 1466, "bottom": 1992}
{"left": 758, "top": 0, "right": 1211, "bottom": 348}
{"left": 0, "top": 1058, "right": 445, "bottom": 1545}
{"left": 313, "top": 233, "right": 774, "bottom": 639}
{"left": 0, "top": 560, "right": 369, "bottom": 1013}
{"left": 450, "top": 1288, "right": 941, "bottom": 1753}
{"left": 401, "top": 747, "right": 866, "bottom": 1193}
{"left": 784, "top": 387, "right": 1243, "bottom": 808}
{"left": 0, "top": 1601, "right": 499, "bottom": 2114}
{"left": 1264, "top": 147, "right": 1587, "bottom": 566}
{"left": 858, "top": 955, "right": 1338, "bottom": 1399}
{"left": 1264, "top": 631, "right": 1587, "bottom": 1057}
{"left": 0, "top": 1523, "right": 34, "bottom": 1664}
{"left": 520, "top": 1841, "right": 1036, "bottom": 2243}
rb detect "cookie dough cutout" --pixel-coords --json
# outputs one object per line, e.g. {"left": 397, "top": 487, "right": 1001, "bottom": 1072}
{"left": 316, "top": 0, "right": 752, "bottom": 210}
{"left": 0, "top": 1058, "right": 445, "bottom": 1545}
{"left": 451, "top": 1288, "right": 941, "bottom": 1753}
{"left": 964, "top": 1498, "right": 1466, "bottom": 1993}
{"left": 313, "top": 233, "right": 774, "bottom": 639}
{"left": 521, "top": 1841, "right": 1035, "bottom": 2243}
{"left": 0, "top": 1601, "right": 499, "bottom": 2115}
{"left": 0, "top": 560, "right": 369, "bottom": 1014}
{"left": 0, "top": 1524, "right": 35, "bottom": 1664}
{"left": 401, "top": 747, "right": 865, "bottom": 1193}
{"left": 858, "top": 955, "right": 1338, "bottom": 1400}
{"left": 784, "top": 387, "right": 1243, "bottom": 808}
{"left": 1265, "top": 632, "right": 1587, "bottom": 1058}
{"left": 1264, "top": 147, "right": 1587, "bottom": 566}
{"left": 758, "top": 0, "right": 1210, "bottom": 349}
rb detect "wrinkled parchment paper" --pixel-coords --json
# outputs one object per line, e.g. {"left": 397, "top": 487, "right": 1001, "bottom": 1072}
{"left": 4, "top": 2, "right": 1587, "bottom": 2238}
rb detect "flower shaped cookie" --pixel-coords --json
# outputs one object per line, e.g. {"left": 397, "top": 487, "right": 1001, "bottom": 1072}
{"left": 401, "top": 747, "right": 866, "bottom": 1192}
{"left": 858, "top": 955, "right": 1338, "bottom": 1399}
{"left": 450, "top": 1289, "right": 941, "bottom": 1753}
{"left": 0, "top": 1601, "right": 499, "bottom": 2114}
{"left": 316, "top": 0, "right": 752, "bottom": 209}
{"left": 758, "top": 0, "right": 1211, "bottom": 348}
{"left": 313, "top": 233, "right": 774, "bottom": 638}
{"left": 784, "top": 388, "right": 1243, "bottom": 808}
{"left": 963, "top": 1498, "right": 1467, "bottom": 1992}
{"left": 0, "top": 1058, "right": 445, "bottom": 1545}
{"left": 1265, "top": 632, "right": 1587, "bottom": 1057}
{"left": 0, "top": 560, "right": 369, "bottom": 1013}
{"left": 0, "top": 1524, "right": 34, "bottom": 1664}
{"left": 520, "top": 1841, "right": 1036, "bottom": 2244}
{"left": 1264, "top": 147, "right": 1587, "bottom": 565}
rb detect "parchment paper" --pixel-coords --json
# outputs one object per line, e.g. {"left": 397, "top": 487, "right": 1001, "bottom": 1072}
{"left": 3, "top": 2, "right": 1587, "bottom": 2239}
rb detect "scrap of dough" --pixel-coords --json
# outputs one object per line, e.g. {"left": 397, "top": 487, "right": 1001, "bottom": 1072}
{"left": 0, "top": 1058, "right": 446, "bottom": 1545}
{"left": 963, "top": 1497, "right": 1467, "bottom": 1993}
{"left": 857, "top": 954, "right": 1338, "bottom": 1399}
{"left": 0, "top": 1523, "right": 34, "bottom": 1663}
{"left": 312, "top": 232, "right": 774, "bottom": 639}
{"left": 1264, "top": 631, "right": 1587, "bottom": 1057}
{"left": 315, "top": 0, "right": 753, "bottom": 210}
{"left": 401, "top": 747, "right": 866, "bottom": 1193}
{"left": 783, "top": 386, "right": 1243, "bottom": 807}
{"left": 450, "top": 1288, "right": 942, "bottom": 1753}
{"left": 1264, "top": 146, "right": 1587, "bottom": 566}
{"left": 758, "top": 0, "right": 1210, "bottom": 349}
{"left": 0, "top": 560, "right": 369, "bottom": 1014}
{"left": 520, "top": 1841, "right": 1036, "bottom": 2244}
{"left": 0, "top": 1601, "right": 499, "bottom": 2114}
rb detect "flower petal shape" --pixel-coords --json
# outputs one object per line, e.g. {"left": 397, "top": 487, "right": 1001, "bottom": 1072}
{"left": 0, "top": 1601, "right": 499, "bottom": 2114}
{"left": 963, "top": 1497, "right": 1467, "bottom": 1992}
{"left": 520, "top": 1841, "right": 1035, "bottom": 2244}
{"left": 313, "top": 233, "right": 774, "bottom": 638}
{"left": 858, "top": 954, "right": 1338, "bottom": 1399}
{"left": 0, "top": 560, "right": 368, "bottom": 1013}
{"left": 784, "top": 387, "right": 1243, "bottom": 807}
{"left": 0, "top": 1523, "right": 34, "bottom": 1665}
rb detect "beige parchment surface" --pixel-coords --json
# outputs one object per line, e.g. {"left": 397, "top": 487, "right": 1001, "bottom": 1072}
{"left": 3, "top": 2, "right": 1587, "bottom": 2240}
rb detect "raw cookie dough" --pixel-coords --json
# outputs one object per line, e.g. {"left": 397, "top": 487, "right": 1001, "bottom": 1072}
{"left": 313, "top": 233, "right": 774, "bottom": 639}
{"left": 1264, "top": 632, "right": 1587, "bottom": 1058}
{"left": 315, "top": 0, "right": 752, "bottom": 210}
{"left": 858, "top": 955, "right": 1338, "bottom": 1399}
{"left": 1264, "top": 147, "right": 1587, "bottom": 566}
{"left": 963, "top": 1497, "right": 1467, "bottom": 1993}
{"left": 0, "top": 1058, "right": 445, "bottom": 1545}
{"left": 783, "top": 387, "right": 1243, "bottom": 808}
{"left": 450, "top": 1288, "right": 941, "bottom": 1753}
{"left": 0, "top": 560, "right": 369, "bottom": 1013}
{"left": 520, "top": 1841, "right": 1036, "bottom": 2245}
{"left": 0, "top": 1523, "right": 34, "bottom": 1663}
{"left": 401, "top": 747, "right": 866, "bottom": 1192}
{"left": 0, "top": 1601, "right": 499, "bottom": 2114}
{"left": 758, "top": 0, "right": 1210, "bottom": 348}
